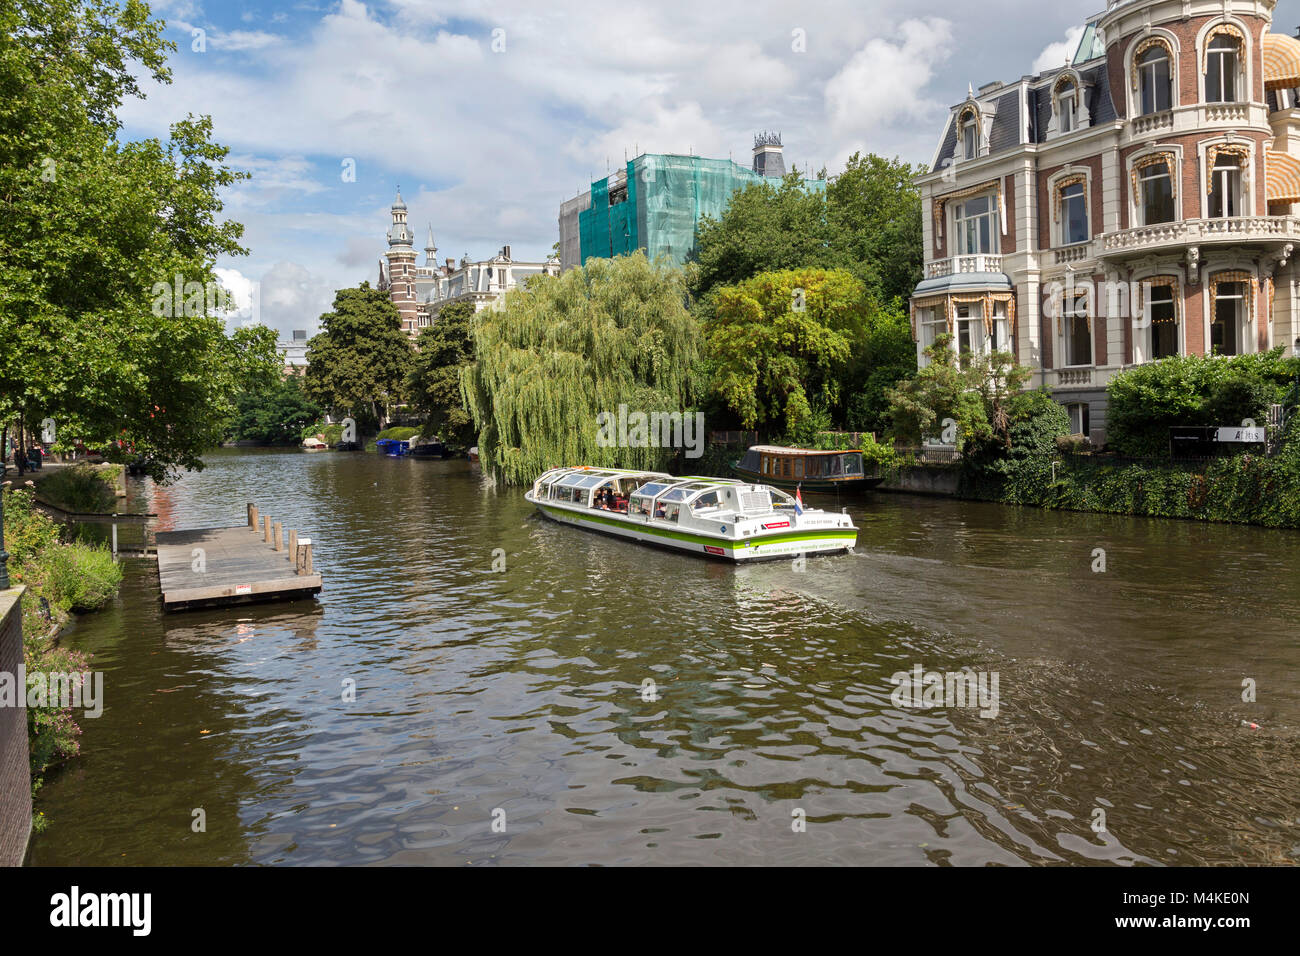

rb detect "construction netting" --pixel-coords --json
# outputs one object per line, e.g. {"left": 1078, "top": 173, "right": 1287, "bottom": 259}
{"left": 576, "top": 154, "right": 825, "bottom": 269}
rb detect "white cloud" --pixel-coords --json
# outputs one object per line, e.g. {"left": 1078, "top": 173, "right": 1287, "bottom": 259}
{"left": 1032, "top": 25, "right": 1085, "bottom": 75}
{"left": 211, "top": 30, "right": 284, "bottom": 52}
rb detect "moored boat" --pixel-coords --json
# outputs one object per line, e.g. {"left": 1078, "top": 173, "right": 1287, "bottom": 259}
{"left": 409, "top": 440, "right": 449, "bottom": 458}
{"left": 524, "top": 466, "right": 857, "bottom": 562}
{"left": 733, "top": 445, "right": 883, "bottom": 491}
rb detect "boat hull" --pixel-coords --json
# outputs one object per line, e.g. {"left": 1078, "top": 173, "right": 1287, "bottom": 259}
{"left": 530, "top": 498, "right": 856, "bottom": 562}
{"left": 731, "top": 465, "right": 883, "bottom": 491}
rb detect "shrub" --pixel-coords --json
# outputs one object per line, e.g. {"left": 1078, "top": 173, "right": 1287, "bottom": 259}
{"left": 36, "top": 463, "right": 119, "bottom": 513}
{"left": 44, "top": 542, "right": 122, "bottom": 612}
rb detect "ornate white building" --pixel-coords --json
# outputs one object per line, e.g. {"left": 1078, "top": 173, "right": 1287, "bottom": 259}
{"left": 911, "top": 0, "right": 1300, "bottom": 442}
{"left": 378, "top": 189, "right": 560, "bottom": 337}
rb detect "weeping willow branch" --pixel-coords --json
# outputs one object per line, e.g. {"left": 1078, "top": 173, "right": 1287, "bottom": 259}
{"left": 461, "top": 253, "right": 702, "bottom": 485}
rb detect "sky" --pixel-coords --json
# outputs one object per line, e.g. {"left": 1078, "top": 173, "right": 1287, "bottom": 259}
{"left": 122, "top": 0, "right": 1300, "bottom": 339}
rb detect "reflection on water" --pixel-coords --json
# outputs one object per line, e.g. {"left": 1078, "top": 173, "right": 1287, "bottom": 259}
{"left": 26, "top": 449, "right": 1300, "bottom": 865}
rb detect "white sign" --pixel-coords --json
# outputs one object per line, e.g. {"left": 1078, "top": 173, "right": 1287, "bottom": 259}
{"left": 1217, "top": 427, "right": 1265, "bottom": 443}
{"left": 235, "top": 584, "right": 252, "bottom": 595}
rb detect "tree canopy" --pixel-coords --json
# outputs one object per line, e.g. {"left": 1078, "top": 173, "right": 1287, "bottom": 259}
{"left": 406, "top": 300, "right": 478, "bottom": 449}
{"left": 304, "top": 283, "right": 413, "bottom": 431}
{"left": 0, "top": 0, "right": 279, "bottom": 480}
{"left": 462, "top": 252, "right": 702, "bottom": 485}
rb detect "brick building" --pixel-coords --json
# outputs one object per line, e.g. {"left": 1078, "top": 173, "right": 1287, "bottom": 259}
{"left": 911, "top": 0, "right": 1300, "bottom": 442}
{"left": 378, "top": 189, "right": 560, "bottom": 337}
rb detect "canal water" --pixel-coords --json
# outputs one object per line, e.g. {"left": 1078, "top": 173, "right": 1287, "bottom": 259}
{"left": 26, "top": 449, "right": 1300, "bottom": 865}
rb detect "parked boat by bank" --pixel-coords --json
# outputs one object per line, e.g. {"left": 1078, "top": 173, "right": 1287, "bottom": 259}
{"left": 301, "top": 437, "right": 329, "bottom": 451}
{"left": 409, "top": 440, "right": 449, "bottom": 459}
{"left": 732, "top": 445, "right": 883, "bottom": 491}
{"left": 375, "top": 438, "right": 410, "bottom": 457}
{"left": 525, "top": 466, "right": 857, "bottom": 561}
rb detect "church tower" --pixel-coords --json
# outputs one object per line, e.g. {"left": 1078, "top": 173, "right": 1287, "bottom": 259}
{"left": 384, "top": 188, "right": 418, "bottom": 335}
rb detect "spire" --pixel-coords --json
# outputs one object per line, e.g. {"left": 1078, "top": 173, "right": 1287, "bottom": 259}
{"left": 424, "top": 223, "right": 438, "bottom": 266}
{"left": 387, "top": 185, "right": 412, "bottom": 249}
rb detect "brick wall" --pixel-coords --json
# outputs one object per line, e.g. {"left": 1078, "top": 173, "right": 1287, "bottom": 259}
{"left": 1037, "top": 155, "right": 1105, "bottom": 249}
{"left": 0, "top": 587, "right": 31, "bottom": 867}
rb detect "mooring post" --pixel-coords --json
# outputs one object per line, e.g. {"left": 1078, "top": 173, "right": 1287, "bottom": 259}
{"left": 111, "top": 522, "right": 118, "bottom": 558}
{"left": 288, "top": 529, "right": 297, "bottom": 561}
{"left": 297, "top": 538, "right": 312, "bottom": 576}
{"left": 249, "top": 504, "right": 259, "bottom": 532}
{"left": 273, "top": 521, "right": 283, "bottom": 551}
{"left": 264, "top": 514, "right": 273, "bottom": 544}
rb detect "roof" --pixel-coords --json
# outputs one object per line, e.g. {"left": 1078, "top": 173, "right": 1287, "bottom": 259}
{"left": 911, "top": 273, "right": 1013, "bottom": 297}
{"left": 750, "top": 446, "right": 860, "bottom": 456}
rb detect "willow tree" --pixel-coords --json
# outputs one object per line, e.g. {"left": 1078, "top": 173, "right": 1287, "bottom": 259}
{"left": 462, "top": 252, "right": 702, "bottom": 485}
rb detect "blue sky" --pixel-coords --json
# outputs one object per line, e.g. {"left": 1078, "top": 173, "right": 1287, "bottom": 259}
{"left": 122, "top": 0, "right": 1300, "bottom": 338}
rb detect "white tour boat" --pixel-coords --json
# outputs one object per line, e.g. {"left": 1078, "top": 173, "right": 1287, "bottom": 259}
{"left": 524, "top": 466, "right": 857, "bottom": 562}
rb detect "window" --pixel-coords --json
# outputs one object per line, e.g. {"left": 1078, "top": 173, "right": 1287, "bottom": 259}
{"left": 1063, "top": 293, "right": 1092, "bottom": 367}
{"left": 1137, "top": 160, "right": 1176, "bottom": 224}
{"left": 794, "top": 458, "right": 804, "bottom": 479}
{"left": 1058, "top": 81, "right": 1077, "bottom": 132}
{"left": 918, "top": 307, "right": 947, "bottom": 358}
{"left": 1205, "top": 35, "right": 1238, "bottom": 103}
{"left": 1060, "top": 181, "right": 1088, "bottom": 244}
{"left": 1212, "top": 282, "right": 1242, "bottom": 355}
{"left": 955, "top": 194, "right": 997, "bottom": 254}
{"left": 1066, "top": 403, "right": 1090, "bottom": 436}
{"left": 1138, "top": 45, "right": 1173, "bottom": 114}
{"left": 1146, "top": 283, "right": 1179, "bottom": 360}
{"left": 1207, "top": 154, "right": 1241, "bottom": 218}
{"left": 955, "top": 303, "right": 980, "bottom": 368}
{"left": 990, "top": 301, "right": 1009, "bottom": 355}
{"left": 961, "top": 114, "right": 978, "bottom": 159}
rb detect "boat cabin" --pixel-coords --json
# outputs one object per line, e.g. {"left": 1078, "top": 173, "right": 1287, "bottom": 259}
{"left": 531, "top": 467, "right": 797, "bottom": 525}
{"left": 741, "top": 446, "right": 865, "bottom": 483}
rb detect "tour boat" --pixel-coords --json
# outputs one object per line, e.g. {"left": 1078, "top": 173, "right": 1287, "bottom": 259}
{"left": 524, "top": 466, "right": 857, "bottom": 562}
{"left": 732, "top": 445, "right": 883, "bottom": 491}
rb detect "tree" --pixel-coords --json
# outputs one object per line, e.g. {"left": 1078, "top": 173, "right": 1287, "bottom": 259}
{"left": 406, "top": 301, "right": 477, "bottom": 449}
{"left": 0, "top": 0, "right": 279, "bottom": 481}
{"left": 705, "top": 268, "right": 863, "bottom": 437}
{"left": 232, "top": 374, "right": 322, "bottom": 445}
{"left": 304, "top": 283, "right": 413, "bottom": 431}
{"left": 825, "top": 153, "right": 925, "bottom": 303}
{"left": 462, "top": 252, "right": 702, "bottom": 485}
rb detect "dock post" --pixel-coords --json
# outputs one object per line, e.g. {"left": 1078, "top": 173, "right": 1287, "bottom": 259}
{"left": 111, "top": 522, "right": 118, "bottom": 558}
{"left": 249, "top": 504, "right": 259, "bottom": 532}
{"left": 273, "top": 521, "right": 283, "bottom": 551}
{"left": 288, "top": 529, "right": 298, "bottom": 561}
{"left": 297, "top": 538, "right": 312, "bottom": 576}
{"left": 247, "top": 503, "right": 255, "bottom": 529}
{"left": 264, "top": 515, "right": 273, "bottom": 544}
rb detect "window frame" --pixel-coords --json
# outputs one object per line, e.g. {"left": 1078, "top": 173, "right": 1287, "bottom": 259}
{"left": 1136, "top": 161, "right": 1177, "bottom": 225}
{"left": 1059, "top": 181, "right": 1089, "bottom": 245}
{"left": 1062, "top": 292, "right": 1093, "bottom": 368}
{"left": 1204, "top": 34, "right": 1240, "bottom": 104}
{"left": 953, "top": 193, "right": 998, "bottom": 255}
{"left": 1207, "top": 154, "right": 1243, "bottom": 218}
{"left": 1138, "top": 46, "right": 1173, "bottom": 115}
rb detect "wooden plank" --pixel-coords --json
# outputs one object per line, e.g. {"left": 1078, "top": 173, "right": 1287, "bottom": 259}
{"left": 155, "top": 525, "right": 322, "bottom": 612}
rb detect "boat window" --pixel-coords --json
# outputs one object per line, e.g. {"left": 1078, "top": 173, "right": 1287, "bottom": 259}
{"left": 634, "top": 481, "right": 675, "bottom": 498}
{"left": 629, "top": 495, "right": 652, "bottom": 517}
{"left": 794, "top": 458, "right": 804, "bottom": 479}
{"left": 691, "top": 490, "right": 721, "bottom": 510}
{"left": 661, "top": 503, "right": 681, "bottom": 522}
{"left": 770, "top": 487, "right": 795, "bottom": 506}
{"left": 843, "top": 453, "right": 863, "bottom": 476}
{"left": 828, "top": 456, "right": 843, "bottom": 476}
{"left": 806, "top": 456, "right": 823, "bottom": 478}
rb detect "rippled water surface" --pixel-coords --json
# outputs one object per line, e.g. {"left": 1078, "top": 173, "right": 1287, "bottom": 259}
{"left": 27, "top": 449, "right": 1300, "bottom": 865}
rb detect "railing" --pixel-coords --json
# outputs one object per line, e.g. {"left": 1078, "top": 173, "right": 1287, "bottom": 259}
{"left": 1053, "top": 242, "right": 1092, "bottom": 264}
{"left": 925, "top": 253, "right": 1004, "bottom": 278}
{"left": 1205, "top": 103, "right": 1249, "bottom": 123}
{"left": 1130, "top": 110, "right": 1173, "bottom": 135}
{"left": 1100, "top": 216, "right": 1300, "bottom": 252}
{"left": 1057, "top": 367, "right": 1094, "bottom": 386}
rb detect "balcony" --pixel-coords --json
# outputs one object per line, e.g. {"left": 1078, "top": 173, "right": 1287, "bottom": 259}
{"left": 1053, "top": 241, "right": 1093, "bottom": 265}
{"left": 1130, "top": 110, "right": 1173, "bottom": 136}
{"left": 925, "top": 253, "right": 1004, "bottom": 277}
{"left": 1099, "top": 216, "right": 1300, "bottom": 256}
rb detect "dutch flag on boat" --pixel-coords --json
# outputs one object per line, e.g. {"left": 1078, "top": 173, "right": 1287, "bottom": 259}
{"left": 794, "top": 484, "right": 804, "bottom": 516}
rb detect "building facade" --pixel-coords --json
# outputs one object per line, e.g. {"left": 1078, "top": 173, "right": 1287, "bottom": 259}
{"left": 911, "top": 0, "right": 1300, "bottom": 443}
{"left": 558, "top": 134, "right": 824, "bottom": 271}
{"left": 379, "top": 190, "right": 560, "bottom": 337}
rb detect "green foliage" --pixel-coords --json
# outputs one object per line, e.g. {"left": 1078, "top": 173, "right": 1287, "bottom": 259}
{"left": 375, "top": 426, "right": 419, "bottom": 441}
{"left": 305, "top": 284, "right": 413, "bottom": 426}
{"left": 706, "top": 268, "right": 865, "bottom": 436}
{"left": 406, "top": 300, "right": 478, "bottom": 448}
{"left": 462, "top": 252, "right": 701, "bottom": 485}
{"left": 44, "top": 541, "right": 123, "bottom": 612}
{"left": 303, "top": 422, "right": 343, "bottom": 444}
{"left": 692, "top": 153, "right": 924, "bottom": 305}
{"left": 1, "top": 487, "right": 59, "bottom": 566}
{"left": 34, "top": 463, "right": 118, "bottom": 512}
{"left": 844, "top": 301, "right": 918, "bottom": 434}
{"left": 961, "top": 390, "right": 1071, "bottom": 503}
{"left": 232, "top": 374, "right": 322, "bottom": 445}
{"left": 1106, "top": 349, "right": 1299, "bottom": 456}
{"left": 0, "top": 1, "right": 278, "bottom": 481}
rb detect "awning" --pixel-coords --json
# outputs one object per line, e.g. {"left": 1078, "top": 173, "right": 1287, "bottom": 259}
{"left": 1263, "top": 33, "right": 1300, "bottom": 90}
{"left": 1266, "top": 149, "right": 1300, "bottom": 203}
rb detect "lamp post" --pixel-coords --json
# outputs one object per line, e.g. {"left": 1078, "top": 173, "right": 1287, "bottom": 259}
{"left": 0, "top": 481, "right": 8, "bottom": 590}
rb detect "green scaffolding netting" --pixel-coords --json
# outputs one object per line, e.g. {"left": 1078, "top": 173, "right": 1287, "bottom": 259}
{"left": 578, "top": 154, "right": 825, "bottom": 269}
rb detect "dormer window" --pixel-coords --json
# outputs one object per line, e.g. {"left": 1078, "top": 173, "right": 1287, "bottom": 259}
{"left": 961, "top": 114, "right": 978, "bottom": 159}
{"left": 1205, "top": 34, "right": 1240, "bottom": 102}
{"left": 1058, "top": 80, "right": 1078, "bottom": 132}
{"left": 1137, "top": 45, "right": 1173, "bottom": 114}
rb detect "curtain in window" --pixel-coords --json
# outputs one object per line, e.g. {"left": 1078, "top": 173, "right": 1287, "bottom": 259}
{"left": 1208, "top": 270, "right": 1258, "bottom": 324}
{"left": 1052, "top": 174, "right": 1088, "bottom": 222}
{"left": 1129, "top": 152, "right": 1177, "bottom": 199}
{"left": 909, "top": 294, "right": 952, "bottom": 338}
{"left": 1132, "top": 36, "right": 1174, "bottom": 90}
{"left": 1135, "top": 275, "right": 1181, "bottom": 323}
{"left": 932, "top": 178, "right": 1003, "bottom": 238}
{"left": 1206, "top": 143, "right": 1250, "bottom": 192}
{"left": 1202, "top": 23, "right": 1245, "bottom": 73}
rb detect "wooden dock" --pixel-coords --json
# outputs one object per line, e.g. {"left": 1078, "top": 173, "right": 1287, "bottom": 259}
{"left": 156, "top": 504, "right": 322, "bottom": 611}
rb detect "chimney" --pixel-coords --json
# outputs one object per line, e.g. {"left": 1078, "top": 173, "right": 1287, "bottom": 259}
{"left": 503, "top": 244, "right": 511, "bottom": 260}
{"left": 752, "top": 131, "right": 785, "bottom": 178}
